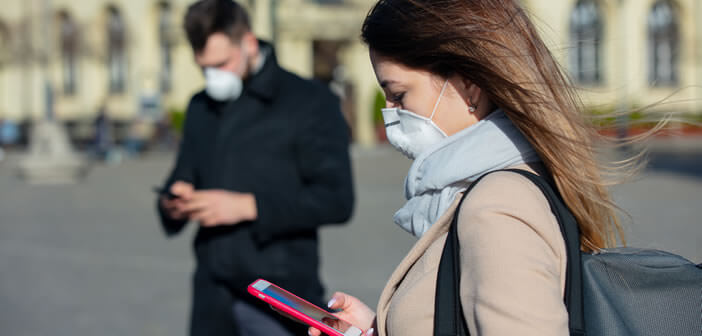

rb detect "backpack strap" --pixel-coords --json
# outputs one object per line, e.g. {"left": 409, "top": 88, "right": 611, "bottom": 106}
{"left": 434, "top": 169, "right": 586, "bottom": 336}
{"left": 501, "top": 169, "right": 586, "bottom": 336}
{"left": 434, "top": 172, "right": 495, "bottom": 336}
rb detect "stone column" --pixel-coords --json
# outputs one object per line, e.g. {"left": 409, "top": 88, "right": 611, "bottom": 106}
{"left": 251, "top": 0, "right": 274, "bottom": 41}
{"left": 346, "top": 41, "right": 376, "bottom": 147}
{"left": 276, "top": 37, "right": 313, "bottom": 78}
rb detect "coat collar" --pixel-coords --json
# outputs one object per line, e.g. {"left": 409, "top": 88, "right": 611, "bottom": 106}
{"left": 374, "top": 163, "right": 544, "bottom": 335}
{"left": 376, "top": 195, "right": 463, "bottom": 336}
{"left": 243, "top": 40, "right": 279, "bottom": 102}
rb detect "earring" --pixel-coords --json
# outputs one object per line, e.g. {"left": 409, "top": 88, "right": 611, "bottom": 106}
{"left": 468, "top": 100, "right": 476, "bottom": 113}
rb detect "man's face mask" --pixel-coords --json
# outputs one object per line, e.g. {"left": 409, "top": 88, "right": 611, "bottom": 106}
{"left": 203, "top": 43, "right": 249, "bottom": 102}
{"left": 381, "top": 80, "right": 449, "bottom": 159}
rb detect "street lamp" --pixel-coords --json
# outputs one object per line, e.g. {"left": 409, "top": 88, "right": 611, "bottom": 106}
{"left": 616, "top": 0, "right": 629, "bottom": 140}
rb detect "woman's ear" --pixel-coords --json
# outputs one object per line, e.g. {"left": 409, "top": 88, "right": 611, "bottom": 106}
{"left": 461, "top": 79, "right": 480, "bottom": 104}
{"left": 468, "top": 84, "right": 481, "bottom": 112}
{"left": 452, "top": 76, "right": 480, "bottom": 113}
{"left": 449, "top": 76, "right": 469, "bottom": 100}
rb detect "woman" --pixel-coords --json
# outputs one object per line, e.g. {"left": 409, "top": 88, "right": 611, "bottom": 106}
{"left": 311, "top": 1, "right": 624, "bottom": 335}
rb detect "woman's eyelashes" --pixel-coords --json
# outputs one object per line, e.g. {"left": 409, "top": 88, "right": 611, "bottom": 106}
{"left": 389, "top": 92, "right": 405, "bottom": 105}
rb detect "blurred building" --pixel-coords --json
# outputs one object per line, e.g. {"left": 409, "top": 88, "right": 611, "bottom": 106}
{"left": 0, "top": 0, "right": 700, "bottom": 146}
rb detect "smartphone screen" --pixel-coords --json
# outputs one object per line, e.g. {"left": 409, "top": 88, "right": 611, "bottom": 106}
{"left": 251, "top": 280, "right": 359, "bottom": 336}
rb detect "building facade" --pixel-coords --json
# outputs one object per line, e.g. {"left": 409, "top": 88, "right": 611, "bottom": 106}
{"left": 0, "top": 0, "right": 700, "bottom": 146}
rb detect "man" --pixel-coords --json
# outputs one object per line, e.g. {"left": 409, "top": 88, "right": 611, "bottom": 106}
{"left": 156, "top": 1, "right": 354, "bottom": 335}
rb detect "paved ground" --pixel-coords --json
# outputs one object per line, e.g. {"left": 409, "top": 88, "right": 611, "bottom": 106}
{"left": 0, "top": 140, "right": 700, "bottom": 336}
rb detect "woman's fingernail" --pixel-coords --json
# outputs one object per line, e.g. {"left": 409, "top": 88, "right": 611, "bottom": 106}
{"left": 327, "top": 298, "right": 337, "bottom": 308}
{"left": 367, "top": 327, "right": 374, "bottom": 336}
{"left": 308, "top": 330, "right": 313, "bottom": 336}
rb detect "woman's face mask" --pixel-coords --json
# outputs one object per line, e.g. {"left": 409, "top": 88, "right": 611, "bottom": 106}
{"left": 381, "top": 80, "right": 449, "bottom": 159}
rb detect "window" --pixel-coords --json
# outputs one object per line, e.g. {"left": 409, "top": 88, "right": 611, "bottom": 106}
{"left": 569, "top": 0, "right": 603, "bottom": 85}
{"left": 0, "top": 21, "right": 9, "bottom": 67}
{"left": 648, "top": 0, "right": 679, "bottom": 86}
{"left": 59, "top": 12, "right": 78, "bottom": 95}
{"left": 158, "top": 2, "right": 172, "bottom": 93}
{"left": 107, "top": 6, "right": 126, "bottom": 94}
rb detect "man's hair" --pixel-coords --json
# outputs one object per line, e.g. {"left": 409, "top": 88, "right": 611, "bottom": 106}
{"left": 184, "top": 0, "right": 251, "bottom": 52}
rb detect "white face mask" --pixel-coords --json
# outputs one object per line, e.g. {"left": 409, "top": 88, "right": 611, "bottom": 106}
{"left": 204, "top": 67, "right": 242, "bottom": 101}
{"left": 381, "top": 80, "right": 449, "bottom": 159}
{"left": 204, "top": 44, "right": 248, "bottom": 102}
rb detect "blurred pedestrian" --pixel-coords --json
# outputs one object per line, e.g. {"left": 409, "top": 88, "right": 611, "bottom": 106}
{"left": 154, "top": 113, "right": 177, "bottom": 150}
{"left": 0, "top": 117, "right": 20, "bottom": 148}
{"left": 155, "top": 1, "right": 355, "bottom": 336}
{"left": 0, "top": 118, "right": 5, "bottom": 162}
{"left": 93, "top": 102, "right": 113, "bottom": 161}
{"left": 124, "top": 116, "right": 150, "bottom": 157}
{"left": 309, "top": 1, "right": 627, "bottom": 336}
{"left": 0, "top": 117, "right": 21, "bottom": 162}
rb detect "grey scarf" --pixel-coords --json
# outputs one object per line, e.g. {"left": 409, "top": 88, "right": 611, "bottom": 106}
{"left": 394, "top": 109, "right": 541, "bottom": 237}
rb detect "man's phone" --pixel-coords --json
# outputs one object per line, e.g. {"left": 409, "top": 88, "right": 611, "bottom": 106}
{"left": 153, "top": 186, "right": 180, "bottom": 200}
{"left": 248, "top": 279, "right": 363, "bottom": 336}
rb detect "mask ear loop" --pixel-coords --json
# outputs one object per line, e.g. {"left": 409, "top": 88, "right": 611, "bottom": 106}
{"left": 429, "top": 79, "right": 449, "bottom": 120}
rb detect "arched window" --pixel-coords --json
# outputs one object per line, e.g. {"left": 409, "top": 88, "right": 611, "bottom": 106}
{"left": 107, "top": 6, "right": 127, "bottom": 94}
{"left": 0, "top": 20, "right": 9, "bottom": 67}
{"left": 158, "top": 2, "right": 173, "bottom": 93}
{"left": 59, "top": 11, "right": 78, "bottom": 95}
{"left": 648, "top": 0, "right": 679, "bottom": 86}
{"left": 569, "top": 0, "right": 603, "bottom": 84}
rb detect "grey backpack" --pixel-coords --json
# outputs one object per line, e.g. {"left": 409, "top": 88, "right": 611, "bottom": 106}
{"left": 581, "top": 248, "right": 701, "bottom": 335}
{"left": 435, "top": 169, "right": 702, "bottom": 336}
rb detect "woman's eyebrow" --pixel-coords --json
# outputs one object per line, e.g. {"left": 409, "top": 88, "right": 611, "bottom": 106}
{"left": 380, "top": 80, "right": 397, "bottom": 88}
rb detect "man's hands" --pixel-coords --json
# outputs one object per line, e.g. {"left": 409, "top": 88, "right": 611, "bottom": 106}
{"left": 183, "top": 189, "right": 258, "bottom": 227}
{"left": 160, "top": 181, "right": 258, "bottom": 227}
{"left": 160, "top": 181, "right": 194, "bottom": 220}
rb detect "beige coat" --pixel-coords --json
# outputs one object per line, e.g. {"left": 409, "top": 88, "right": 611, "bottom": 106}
{"left": 376, "top": 166, "right": 569, "bottom": 336}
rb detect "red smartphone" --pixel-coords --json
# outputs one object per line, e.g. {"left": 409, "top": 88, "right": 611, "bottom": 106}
{"left": 248, "top": 279, "right": 363, "bottom": 336}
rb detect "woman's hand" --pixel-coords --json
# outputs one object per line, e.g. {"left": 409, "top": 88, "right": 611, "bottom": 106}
{"left": 308, "top": 292, "right": 377, "bottom": 336}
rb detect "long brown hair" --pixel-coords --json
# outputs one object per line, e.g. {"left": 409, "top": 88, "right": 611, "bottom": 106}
{"left": 362, "top": 0, "right": 623, "bottom": 251}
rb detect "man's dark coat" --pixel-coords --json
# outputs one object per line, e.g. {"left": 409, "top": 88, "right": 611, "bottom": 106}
{"left": 157, "top": 44, "right": 355, "bottom": 336}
